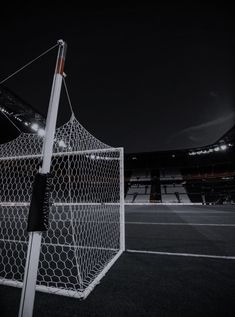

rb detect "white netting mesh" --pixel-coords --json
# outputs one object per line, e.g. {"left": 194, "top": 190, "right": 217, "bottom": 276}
{"left": 0, "top": 115, "right": 124, "bottom": 298}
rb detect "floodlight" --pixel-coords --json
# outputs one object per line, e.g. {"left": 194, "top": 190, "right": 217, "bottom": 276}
{"left": 58, "top": 140, "right": 66, "bottom": 148}
{"left": 220, "top": 145, "right": 227, "bottom": 150}
{"left": 31, "top": 123, "right": 39, "bottom": 132}
{"left": 37, "top": 128, "right": 45, "bottom": 137}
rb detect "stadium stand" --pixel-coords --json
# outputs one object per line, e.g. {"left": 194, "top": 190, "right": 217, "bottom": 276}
{"left": 182, "top": 166, "right": 235, "bottom": 204}
{"left": 125, "top": 170, "right": 151, "bottom": 203}
{"left": 160, "top": 168, "right": 191, "bottom": 203}
{"left": 125, "top": 126, "right": 235, "bottom": 205}
{"left": 149, "top": 170, "right": 161, "bottom": 203}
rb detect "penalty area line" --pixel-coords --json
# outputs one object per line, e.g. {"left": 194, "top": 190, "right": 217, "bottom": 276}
{"left": 126, "top": 249, "right": 235, "bottom": 260}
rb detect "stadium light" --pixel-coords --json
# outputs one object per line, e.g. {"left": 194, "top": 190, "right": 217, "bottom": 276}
{"left": 189, "top": 143, "right": 230, "bottom": 156}
{"left": 37, "top": 128, "right": 45, "bottom": 137}
{"left": 14, "top": 116, "right": 23, "bottom": 122}
{"left": 0, "top": 107, "right": 10, "bottom": 115}
{"left": 31, "top": 123, "right": 39, "bottom": 132}
{"left": 220, "top": 144, "right": 227, "bottom": 150}
{"left": 58, "top": 140, "right": 66, "bottom": 148}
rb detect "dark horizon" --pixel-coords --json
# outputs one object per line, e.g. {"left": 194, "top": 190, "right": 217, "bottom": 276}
{"left": 0, "top": 3, "right": 234, "bottom": 153}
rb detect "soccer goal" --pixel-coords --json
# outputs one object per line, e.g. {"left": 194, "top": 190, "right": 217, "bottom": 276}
{"left": 0, "top": 114, "right": 125, "bottom": 299}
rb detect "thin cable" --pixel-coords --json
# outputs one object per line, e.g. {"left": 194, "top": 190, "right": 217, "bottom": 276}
{"left": 63, "top": 77, "right": 74, "bottom": 116}
{"left": 0, "top": 110, "right": 22, "bottom": 133}
{"left": 0, "top": 43, "right": 59, "bottom": 85}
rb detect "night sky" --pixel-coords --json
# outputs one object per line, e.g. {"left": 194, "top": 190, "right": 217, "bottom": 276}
{"left": 0, "top": 3, "right": 234, "bottom": 153}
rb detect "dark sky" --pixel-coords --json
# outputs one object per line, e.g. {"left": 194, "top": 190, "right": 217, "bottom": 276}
{"left": 0, "top": 3, "right": 234, "bottom": 153}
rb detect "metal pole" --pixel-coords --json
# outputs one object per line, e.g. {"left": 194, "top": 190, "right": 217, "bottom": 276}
{"left": 18, "top": 40, "right": 67, "bottom": 317}
{"left": 119, "top": 148, "right": 125, "bottom": 251}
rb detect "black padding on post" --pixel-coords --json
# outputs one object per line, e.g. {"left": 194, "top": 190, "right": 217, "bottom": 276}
{"left": 27, "top": 173, "right": 52, "bottom": 232}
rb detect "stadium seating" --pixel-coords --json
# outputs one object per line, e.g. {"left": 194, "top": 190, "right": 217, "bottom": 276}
{"left": 124, "top": 155, "right": 235, "bottom": 205}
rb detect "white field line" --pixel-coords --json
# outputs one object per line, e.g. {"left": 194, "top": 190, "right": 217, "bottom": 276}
{"left": 126, "top": 211, "right": 235, "bottom": 214}
{"left": 126, "top": 222, "right": 235, "bottom": 227}
{"left": 125, "top": 202, "right": 235, "bottom": 207}
{"left": 125, "top": 203, "right": 203, "bottom": 205}
{"left": 126, "top": 249, "right": 235, "bottom": 260}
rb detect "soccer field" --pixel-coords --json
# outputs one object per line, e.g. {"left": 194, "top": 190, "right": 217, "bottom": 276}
{"left": 1, "top": 204, "right": 235, "bottom": 317}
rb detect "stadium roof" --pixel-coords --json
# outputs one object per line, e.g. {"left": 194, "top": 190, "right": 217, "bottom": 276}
{"left": 0, "top": 85, "right": 234, "bottom": 157}
{"left": 0, "top": 85, "right": 45, "bottom": 143}
{"left": 218, "top": 125, "right": 235, "bottom": 145}
{"left": 125, "top": 119, "right": 234, "bottom": 168}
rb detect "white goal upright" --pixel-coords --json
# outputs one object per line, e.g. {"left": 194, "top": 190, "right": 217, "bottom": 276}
{"left": 0, "top": 41, "right": 125, "bottom": 309}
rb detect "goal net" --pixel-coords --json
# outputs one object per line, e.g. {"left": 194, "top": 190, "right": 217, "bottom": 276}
{"left": 0, "top": 115, "right": 124, "bottom": 298}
